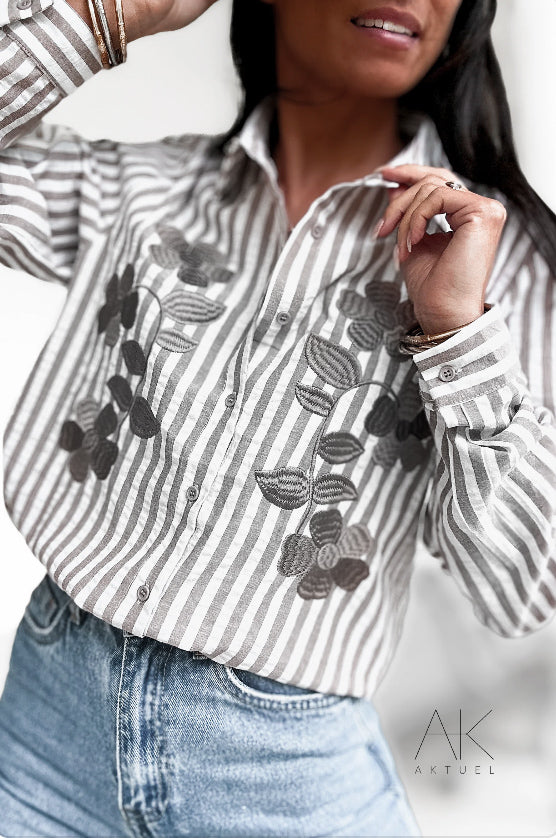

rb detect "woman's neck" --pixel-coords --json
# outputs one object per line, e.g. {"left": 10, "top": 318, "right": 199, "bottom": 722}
{"left": 271, "top": 95, "right": 403, "bottom": 229}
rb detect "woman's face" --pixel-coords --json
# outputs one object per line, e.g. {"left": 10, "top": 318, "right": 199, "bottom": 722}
{"left": 262, "top": 0, "right": 463, "bottom": 101}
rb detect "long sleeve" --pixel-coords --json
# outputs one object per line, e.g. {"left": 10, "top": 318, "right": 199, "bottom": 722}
{"left": 417, "top": 225, "right": 556, "bottom": 638}
{"left": 0, "top": 0, "right": 101, "bottom": 284}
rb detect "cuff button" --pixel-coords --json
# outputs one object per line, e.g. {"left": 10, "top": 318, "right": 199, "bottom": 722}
{"left": 438, "top": 364, "right": 456, "bottom": 383}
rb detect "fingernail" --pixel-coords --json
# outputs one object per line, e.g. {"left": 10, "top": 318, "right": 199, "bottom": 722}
{"left": 393, "top": 247, "right": 400, "bottom": 270}
{"left": 372, "top": 219, "right": 384, "bottom": 240}
{"left": 406, "top": 232, "right": 412, "bottom": 253}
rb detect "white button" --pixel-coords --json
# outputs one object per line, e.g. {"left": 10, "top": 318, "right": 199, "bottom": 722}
{"left": 276, "top": 311, "right": 291, "bottom": 325}
{"left": 311, "top": 224, "right": 323, "bottom": 239}
{"left": 225, "top": 392, "right": 237, "bottom": 407}
{"left": 186, "top": 484, "right": 200, "bottom": 501}
{"left": 438, "top": 365, "right": 456, "bottom": 382}
{"left": 136, "top": 583, "right": 150, "bottom": 603}
{"left": 17, "top": 0, "right": 32, "bottom": 8}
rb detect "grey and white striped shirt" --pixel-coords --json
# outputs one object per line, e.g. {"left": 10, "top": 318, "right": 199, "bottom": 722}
{"left": 2, "top": 0, "right": 556, "bottom": 698}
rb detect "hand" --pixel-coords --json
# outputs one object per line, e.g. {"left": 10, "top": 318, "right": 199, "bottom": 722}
{"left": 125, "top": 0, "right": 221, "bottom": 41}
{"left": 373, "top": 164, "right": 507, "bottom": 335}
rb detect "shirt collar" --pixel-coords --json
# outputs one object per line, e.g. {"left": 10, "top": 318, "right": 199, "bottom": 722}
{"left": 216, "top": 94, "right": 453, "bottom": 201}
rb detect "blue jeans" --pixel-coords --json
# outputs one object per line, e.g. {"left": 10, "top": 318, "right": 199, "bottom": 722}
{"left": 0, "top": 573, "right": 421, "bottom": 837}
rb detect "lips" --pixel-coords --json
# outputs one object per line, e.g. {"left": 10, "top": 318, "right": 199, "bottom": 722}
{"left": 350, "top": 6, "right": 422, "bottom": 37}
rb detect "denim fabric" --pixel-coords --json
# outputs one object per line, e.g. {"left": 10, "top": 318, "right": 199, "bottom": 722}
{"left": 0, "top": 573, "right": 421, "bottom": 837}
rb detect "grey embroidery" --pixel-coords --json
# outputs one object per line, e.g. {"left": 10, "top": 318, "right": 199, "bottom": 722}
{"left": 58, "top": 248, "right": 230, "bottom": 483}
{"left": 150, "top": 224, "right": 235, "bottom": 287}
{"left": 254, "top": 278, "right": 432, "bottom": 600}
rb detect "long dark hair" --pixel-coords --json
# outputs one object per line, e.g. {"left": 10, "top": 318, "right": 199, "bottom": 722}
{"left": 220, "top": 0, "right": 556, "bottom": 274}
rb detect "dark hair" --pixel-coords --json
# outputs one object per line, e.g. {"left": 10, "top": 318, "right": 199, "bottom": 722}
{"left": 220, "top": 0, "right": 556, "bottom": 274}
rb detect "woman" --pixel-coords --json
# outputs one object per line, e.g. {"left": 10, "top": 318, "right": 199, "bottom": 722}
{"left": 0, "top": 0, "right": 554, "bottom": 835}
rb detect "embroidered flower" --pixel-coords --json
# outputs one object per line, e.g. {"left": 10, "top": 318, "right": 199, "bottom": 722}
{"left": 337, "top": 278, "right": 415, "bottom": 360}
{"left": 97, "top": 264, "right": 138, "bottom": 347}
{"left": 278, "top": 510, "right": 372, "bottom": 600}
{"left": 58, "top": 397, "right": 119, "bottom": 482}
{"left": 367, "top": 380, "right": 432, "bottom": 471}
{"left": 150, "top": 225, "right": 235, "bottom": 287}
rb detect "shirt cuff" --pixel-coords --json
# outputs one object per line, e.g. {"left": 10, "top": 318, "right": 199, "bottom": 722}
{"left": 412, "top": 304, "right": 527, "bottom": 410}
{"left": 3, "top": 0, "right": 101, "bottom": 95}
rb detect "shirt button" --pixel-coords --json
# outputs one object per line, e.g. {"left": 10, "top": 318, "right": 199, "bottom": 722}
{"left": 186, "top": 484, "right": 200, "bottom": 502}
{"left": 438, "top": 364, "right": 456, "bottom": 382}
{"left": 276, "top": 311, "right": 291, "bottom": 325}
{"left": 225, "top": 392, "right": 237, "bottom": 407}
{"left": 311, "top": 224, "right": 323, "bottom": 239}
{"left": 17, "top": 0, "right": 32, "bottom": 8}
{"left": 136, "top": 583, "right": 150, "bottom": 603}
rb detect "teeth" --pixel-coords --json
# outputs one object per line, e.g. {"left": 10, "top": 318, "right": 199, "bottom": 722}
{"left": 354, "top": 17, "right": 414, "bottom": 36}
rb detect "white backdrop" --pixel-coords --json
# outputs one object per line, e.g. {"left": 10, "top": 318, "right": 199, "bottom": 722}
{"left": 1, "top": 1, "right": 556, "bottom": 836}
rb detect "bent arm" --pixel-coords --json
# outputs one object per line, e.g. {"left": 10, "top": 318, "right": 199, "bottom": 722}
{"left": 419, "top": 259, "right": 556, "bottom": 637}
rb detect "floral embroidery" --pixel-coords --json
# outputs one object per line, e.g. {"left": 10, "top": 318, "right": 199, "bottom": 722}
{"left": 59, "top": 237, "right": 233, "bottom": 482}
{"left": 278, "top": 510, "right": 372, "bottom": 600}
{"left": 149, "top": 224, "right": 235, "bottom": 287}
{"left": 255, "top": 278, "right": 432, "bottom": 600}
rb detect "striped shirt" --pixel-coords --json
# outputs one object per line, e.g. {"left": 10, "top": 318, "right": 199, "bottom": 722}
{"left": 2, "top": 0, "right": 556, "bottom": 699}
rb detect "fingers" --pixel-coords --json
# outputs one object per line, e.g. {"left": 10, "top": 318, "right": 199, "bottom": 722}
{"left": 377, "top": 164, "right": 458, "bottom": 185}
{"left": 376, "top": 175, "right": 447, "bottom": 240}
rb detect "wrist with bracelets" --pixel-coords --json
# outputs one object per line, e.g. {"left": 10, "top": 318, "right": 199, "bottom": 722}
{"left": 398, "top": 304, "right": 492, "bottom": 356}
{"left": 87, "top": 0, "right": 127, "bottom": 69}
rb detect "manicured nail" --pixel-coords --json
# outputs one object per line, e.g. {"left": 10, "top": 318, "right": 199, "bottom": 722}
{"left": 406, "top": 232, "right": 412, "bottom": 253}
{"left": 393, "top": 246, "right": 400, "bottom": 270}
{"left": 372, "top": 219, "right": 384, "bottom": 240}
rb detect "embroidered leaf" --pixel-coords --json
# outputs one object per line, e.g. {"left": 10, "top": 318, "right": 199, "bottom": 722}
{"left": 331, "top": 558, "right": 370, "bottom": 592}
{"left": 295, "top": 384, "right": 334, "bottom": 417}
{"left": 337, "top": 290, "right": 375, "bottom": 320}
{"left": 95, "top": 403, "right": 118, "bottom": 438}
{"left": 398, "top": 381, "right": 423, "bottom": 421}
{"left": 365, "top": 280, "right": 400, "bottom": 309}
{"left": 97, "top": 304, "right": 112, "bottom": 334}
{"left": 156, "top": 225, "right": 185, "bottom": 250}
{"left": 372, "top": 436, "right": 400, "bottom": 469}
{"left": 105, "top": 316, "right": 121, "bottom": 348}
{"left": 277, "top": 534, "right": 316, "bottom": 577}
{"left": 177, "top": 264, "right": 209, "bottom": 287}
{"left": 178, "top": 244, "right": 204, "bottom": 268}
{"left": 69, "top": 449, "right": 90, "bottom": 482}
{"left": 409, "top": 410, "right": 431, "bottom": 440}
{"left": 122, "top": 340, "right": 147, "bottom": 376}
{"left": 401, "top": 436, "right": 428, "bottom": 472}
{"left": 59, "top": 420, "right": 84, "bottom": 452}
{"left": 297, "top": 566, "right": 333, "bottom": 600}
{"left": 121, "top": 291, "right": 138, "bottom": 330}
{"left": 374, "top": 307, "right": 397, "bottom": 330}
{"left": 91, "top": 439, "right": 119, "bottom": 480}
{"left": 309, "top": 509, "right": 343, "bottom": 547}
{"left": 254, "top": 467, "right": 310, "bottom": 510}
{"left": 318, "top": 432, "right": 364, "bottom": 464}
{"left": 336, "top": 524, "right": 372, "bottom": 558}
{"left": 161, "top": 289, "right": 225, "bottom": 323}
{"left": 129, "top": 397, "right": 160, "bottom": 439}
{"left": 107, "top": 375, "right": 133, "bottom": 411}
{"left": 81, "top": 428, "right": 100, "bottom": 452}
{"left": 316, "top": 543, "right": 341, "bottom": 570}
{"left": 305, "top": 334, "right": 361, "bottom": 390}
{"left": 149, "top": 244, "right": 182, "bottom": 269}
{"left": 188, "top": 242, "right": 224, "bottom": 265}
{"left": 155, "top": 330, "right": 198, "bottom": 353}
{"left": 364, "top": 395, "right": 398, "bottom": 437}
{"left": 76, "top": 397, "right": 100, "bottom": 431}
{"left": 313, "top": 474, "right": 358, "bottom": 505}
{"left": 119, "top": 263, "right": 135, "bottom": 296}
{"left": 348, "top": 320, "right": 383, "bottom": 351}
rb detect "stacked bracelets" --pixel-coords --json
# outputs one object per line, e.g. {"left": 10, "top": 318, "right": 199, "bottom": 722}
{"left": 398, "top": 304, "right": 493, "bottom": 355}
{"left": 87, "top": 0, "right": 127, "bottom": 68}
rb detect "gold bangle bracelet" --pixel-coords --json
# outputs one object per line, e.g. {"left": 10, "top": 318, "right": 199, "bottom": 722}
{"left": 114, "top": 0, "right": 127, "bottom": 64}
{"left": 399, "top": 304, "right": 493, "bottom": 356}
{"left": 87, "top": 0, "right": 111, "bottom": 69}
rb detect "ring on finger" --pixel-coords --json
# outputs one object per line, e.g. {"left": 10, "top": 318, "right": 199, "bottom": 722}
{"left": 445, "top": 180, "right": 465, "bottom": 190}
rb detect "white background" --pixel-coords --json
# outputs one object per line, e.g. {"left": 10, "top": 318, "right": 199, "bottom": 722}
{"left": 1, "top": 1, "right": 555, "bottom": 835}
